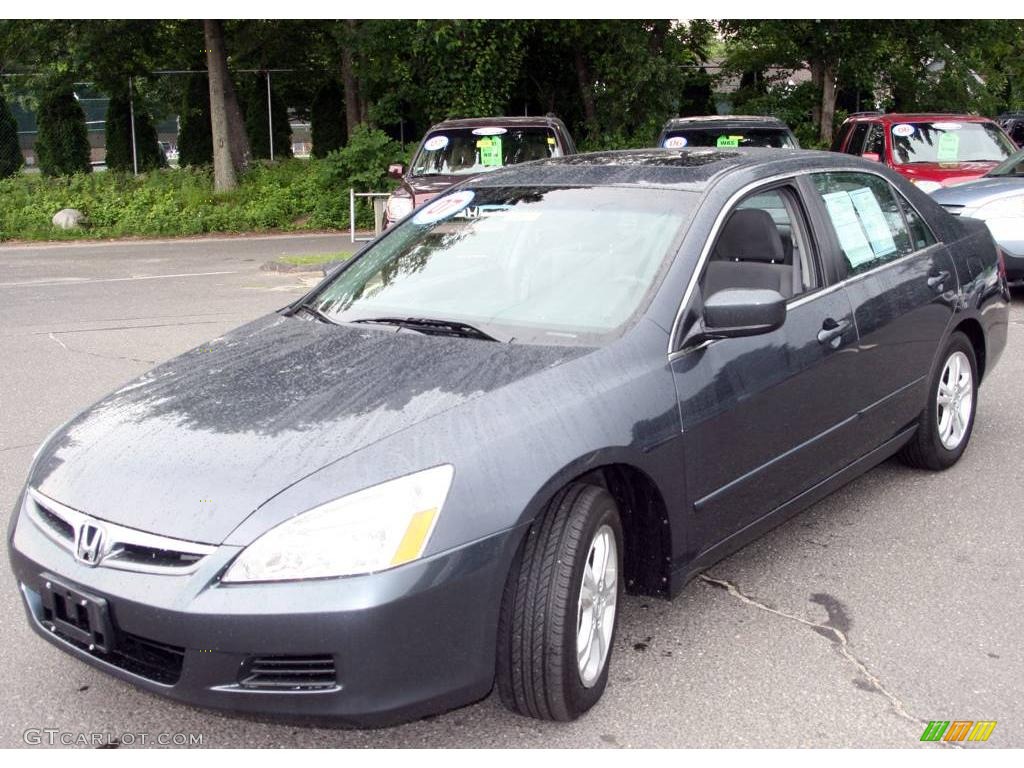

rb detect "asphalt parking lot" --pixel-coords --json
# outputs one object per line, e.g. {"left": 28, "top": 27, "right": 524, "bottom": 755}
{"left": 1, "top": 234, "right": 1021, "bottom": 748}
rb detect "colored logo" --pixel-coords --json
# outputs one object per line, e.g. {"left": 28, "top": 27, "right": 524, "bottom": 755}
{"left": 920, "top": 720, "right": 996, "bottom": 742}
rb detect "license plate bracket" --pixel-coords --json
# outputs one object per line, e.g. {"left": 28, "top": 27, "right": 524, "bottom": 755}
{"left": 39, "top": 574, "right": 116, "bottom": 654}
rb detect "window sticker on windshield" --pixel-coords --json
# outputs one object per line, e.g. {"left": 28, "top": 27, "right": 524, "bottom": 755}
{"left": 937, "top": 132, "right": 960, "bottom": 162}
{"left": 412, "top": 190, "right": 476, "bottom": 226}
{"left": 664, "top": 136, "right": 687, "bottom": 148}
{"left": 932, "top": 122, "right": 962, "bottom": 131}
{"left": 423, "top": 135, "right": 449, "bottom": 151}
{"left": 822, "top": 190, "right": 875, "bottom": 268}
{"left": 848, "top": 188, "right": 897, "bottom": 258}
{"left": 547, "top": 136, "right": 556, "bottom": 145}
{"left": 716, "top": 135, "right": 742, "bottom": 148}
{"left": 472, "top": 126, "right": 508, "bottom": 136}
{"left": 477, "top": 136, "right": 503, "bottom": 167}
{"left": 892, "top": 123, "right": 915, "bottom": 138}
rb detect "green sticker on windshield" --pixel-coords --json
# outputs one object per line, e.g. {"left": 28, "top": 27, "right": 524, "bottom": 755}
{"left": 937, "top": 132, "right": 960, "bottom": 163}
{"left": 477, "top": 136, "right": 503, "bottom": 167}
{"left": 716, "top": 135, "right": 742, "bottom": 148}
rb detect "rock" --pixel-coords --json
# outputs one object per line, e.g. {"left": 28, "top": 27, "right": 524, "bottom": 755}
{"left": 52, "top": 208, "right": 85, "bottom": 230}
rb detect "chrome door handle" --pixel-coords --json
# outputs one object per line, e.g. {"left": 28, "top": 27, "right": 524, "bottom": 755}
{"left": 927, "top": 270, "right": 950, "bottom": 289}
{"left": 817, "top": 318, "right": 849, "bottom": 346}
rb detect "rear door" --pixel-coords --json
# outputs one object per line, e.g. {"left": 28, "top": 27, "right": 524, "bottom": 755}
{"left": 806, "top": 171, "right": 957, "bottom": 455}
{"left": 672, "top": 180, "right": 861, "bottom": 549}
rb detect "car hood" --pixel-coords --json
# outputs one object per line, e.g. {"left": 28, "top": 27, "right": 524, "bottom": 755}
{"left": 896, "top": 161, "right": 999, "bottom": 185}
{"left": 30, "top": 314, "right": 587, "bottom": 544}
{"left": 931, "top": 176, "right": 1024, "bottom": 207}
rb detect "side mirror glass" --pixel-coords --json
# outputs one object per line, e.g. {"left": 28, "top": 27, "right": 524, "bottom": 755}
{"left": 702, "top": 288, "right": 787, "bottom": 339}
{"left": 387, "top": 163, "right": 406, "bottom": 179}
{"left": 861, "top": 152, "right": 880, "bottom": 162}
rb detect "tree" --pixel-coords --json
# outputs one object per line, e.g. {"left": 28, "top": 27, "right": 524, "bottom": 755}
{"left": 0, "top": 90, "right": 24, "bottom": 178}
{"left": 178, "top": 73, "right": 213, "bottom": 166}
{"left": 311, "top": 79, "right": 346, "bottom": 158}
{"left": 204, "top": 19, "right": 249, "bottom": 191}
{"left": 243, "top": 75, "right": 292, "bottom": 161}
{"left": 104, "top": 88, "right": 164, "bottom": 173}
{"left": 35, "top": 86, "right": 90, "bottom": 176}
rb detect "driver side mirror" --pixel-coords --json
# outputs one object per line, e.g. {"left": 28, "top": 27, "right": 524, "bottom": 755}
{"left": 387, "top": 163, "right": 406, "bottom": 179}
{"left": 702, "top": 288, "right": 787, "bottom": 339}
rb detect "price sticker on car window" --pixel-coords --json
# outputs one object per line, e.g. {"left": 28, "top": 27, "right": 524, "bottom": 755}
{"left": 937, "top": 132, "right": 960, "bottom": 163}
{"left": 664, "top": 136, "right": 687, "bottom": 148}
{"left": 716, "top": 135, "right": 742, "bottom": 148}
{"left": 423, "top": 135, "right": 449, "bottom": 151}
{"left": 892, "top": 124, "right": 915, "bottom": 138}
{"left": 477, "top": 136, "right": 503, "bottom": 167}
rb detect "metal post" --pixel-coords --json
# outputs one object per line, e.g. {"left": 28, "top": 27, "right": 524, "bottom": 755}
{"left": 128, "top": 76, "right": 138, "bottom": 175}
{"left": 349, "top": 188, "right": 356, "bottom": 243}
{"left": 266, "top": 71, "right": 274, "bottom": 162}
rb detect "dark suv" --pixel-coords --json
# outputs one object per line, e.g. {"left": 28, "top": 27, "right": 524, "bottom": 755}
{"left": 656, "top": 115, "right": 799, "bottom": 150}
{"left": 383, "top": 115, "right": 576, "bottom": 227}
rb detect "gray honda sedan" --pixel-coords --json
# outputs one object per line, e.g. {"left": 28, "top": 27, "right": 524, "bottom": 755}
{"left": 9, "top": 149, "right": 1009, "bottom": 726}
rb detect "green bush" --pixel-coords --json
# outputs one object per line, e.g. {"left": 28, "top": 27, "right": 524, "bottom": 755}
{"left": 178, "top": 74, "right": 213, "bottom": 167}
{"left": 35, "top": 86, "right": 91, "bottom": 177}
{"left": 311, "top": 79, "right": 346, "bottom": 158}
{"left": 0, "top": 156, "right": 376, "bottom": 241}
{"left": 0, "top": 91, "right": 24, "bottom": 178}
{"left": 318, "top": 125, "right": 403, "bottom": 192}
{"left": 104, "top": 91, "right": 165, "bottom": 173}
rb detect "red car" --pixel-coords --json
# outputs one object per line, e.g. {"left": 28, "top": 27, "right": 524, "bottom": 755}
{"left": 831, "top": 113, "right": 1016, "bottom": 193}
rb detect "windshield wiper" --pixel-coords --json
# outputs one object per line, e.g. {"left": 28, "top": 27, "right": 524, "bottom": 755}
{"left": 350, "top": 317, "right": 504, "bottom": 342}
{"left": 294, "top": 303, "right": 337, "bottom": 325}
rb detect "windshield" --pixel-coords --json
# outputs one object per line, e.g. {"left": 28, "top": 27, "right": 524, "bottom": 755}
{"left": 662, "top": 127, "right": 795, "bottom": 149}
{"left": 306, "top": 186, "right": 694, "bottom": 344}
{"left": 987, "top": 148, "right": 1024, "bottom": 177}
{"left": 890, "top": 121, "right": 1014, "bottom": 165}
{"left": 411, "top": 127, "right": 563, "bottom": 177}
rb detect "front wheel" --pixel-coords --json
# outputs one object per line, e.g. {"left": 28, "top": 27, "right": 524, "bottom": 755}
{"left": 496, "top": 483, "right": 623, "bottom": 721}
{"left": 900, "top": 331, "right": 978, "bottom": 470}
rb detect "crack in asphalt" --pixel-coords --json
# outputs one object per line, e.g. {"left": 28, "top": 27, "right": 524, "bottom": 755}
{"left": 699, "top": 573, "right": 956, "bottom": 747}
{"left": 48, "top": 331, "right": 156, "bottom": 365}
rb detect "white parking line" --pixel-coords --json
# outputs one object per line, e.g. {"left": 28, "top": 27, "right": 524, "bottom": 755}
{"left": 0, "top": 270, "right": 238, "bottom": 288}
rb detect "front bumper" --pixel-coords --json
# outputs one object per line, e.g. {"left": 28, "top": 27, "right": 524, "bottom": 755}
{"left": 9, "top": 500, "right": 521, "bottom": 727}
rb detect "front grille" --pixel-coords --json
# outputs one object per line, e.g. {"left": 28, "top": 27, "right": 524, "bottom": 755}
{"left": 41, "top": 610, "right": 185, "bottom": 685}
{"left": 35, "top": 503, "right": 75, "bottom": 542}
{"left": 238, "top": 655, "right": 338, "bottom": 691}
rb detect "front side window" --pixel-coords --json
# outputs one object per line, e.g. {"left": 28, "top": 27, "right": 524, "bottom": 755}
{"left": 412, "top": 127, "right": 562, "bottom": 177}
{"left": 864, "top": 124, "right": 885, "bottom": 157}
{"left": 308, "top": 186, "right": 696, "bottom": 344}
{"left": 813, "top": 172, "right": 917, "bottom": 276}
{"left": 844, "top": 123, "right": 870, "bottom": 155}
{"left": 700, "top": 185, "right": 820, "bottom": 302}
{"left": 986, "top": 148, "right": 1024, "bottom": 178}
{"left": 889, "top": 121, "right": 1014, "bottom": 165}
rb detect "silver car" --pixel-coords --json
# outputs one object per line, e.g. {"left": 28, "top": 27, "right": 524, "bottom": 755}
{"left": 932, "top": 149, "right": 1024, "bottom": 283}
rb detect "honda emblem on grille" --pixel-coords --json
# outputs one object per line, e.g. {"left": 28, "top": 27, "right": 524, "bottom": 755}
{"left": 75, "top": 523, "right": 105, "bottom": 566}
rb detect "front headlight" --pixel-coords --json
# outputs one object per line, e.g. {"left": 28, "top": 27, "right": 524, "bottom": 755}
{"left": 912, "top": 179, "right": 944, "bottom": 194}
{"left": 222, "top": 465, "right": 454, "bottom": 583}
{"left": 971, "top": 195, "right": 1024, "bottom": 221}
{"left": 385, "top": 194, "right": 414, "bottom": 222}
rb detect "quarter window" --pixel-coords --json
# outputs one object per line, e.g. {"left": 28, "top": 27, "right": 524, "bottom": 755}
{"left": 813, "top": 172, "right": 917, "bottom": 276}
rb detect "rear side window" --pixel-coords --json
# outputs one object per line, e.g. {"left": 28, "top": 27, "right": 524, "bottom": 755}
{"left": 812, "top": 172, "right": 918, "bottom": 276}
{"left": 896, "top": 194, "right": 937, "bottom": 252}
{"left": 844, "top": 123, "right": 870, "bottom": 155}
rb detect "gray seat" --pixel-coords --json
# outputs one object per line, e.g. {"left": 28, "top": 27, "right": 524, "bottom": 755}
{"left": 703, "top": 208, "right": 793, "bottom": 299}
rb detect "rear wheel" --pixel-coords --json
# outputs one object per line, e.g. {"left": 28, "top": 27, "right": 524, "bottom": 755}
{"left": 900, "top": 332, "right": 978, "bottom": 470}
{"left": 497, "top": 483, "right": 623, "bottom": 721}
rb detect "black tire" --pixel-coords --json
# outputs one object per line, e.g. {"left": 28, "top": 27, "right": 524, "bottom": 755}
{"left": 496, "top": 483, "right": 624, "bottom": 721}
{"left": 899, "top": 331, "right": 978, "bottom": 471}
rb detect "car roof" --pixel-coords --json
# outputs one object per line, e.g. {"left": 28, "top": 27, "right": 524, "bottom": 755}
{"left": 468, "top": 147, "right": 864, "bottom": 192}
{"left": 428, "top": 116, "right": 567, "bottom": 131}
{"left": 663, "top": 115, "right": 788, "bottom": 128}
{"left": 844, "top": 113, "right": 996, "bottom": 124}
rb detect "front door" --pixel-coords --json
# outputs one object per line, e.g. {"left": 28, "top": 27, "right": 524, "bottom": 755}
{"left": 671, "top": 182, "right": 861, "bottom": 552}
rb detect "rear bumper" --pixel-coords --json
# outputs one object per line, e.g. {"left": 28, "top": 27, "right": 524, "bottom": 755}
{"left": 9, "top": 496, "right": 521, "bottom": 727}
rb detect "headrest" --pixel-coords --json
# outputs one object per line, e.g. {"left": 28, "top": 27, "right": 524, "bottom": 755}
{"left": 715, "top": 208, "right": 785, "bottom": 263}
